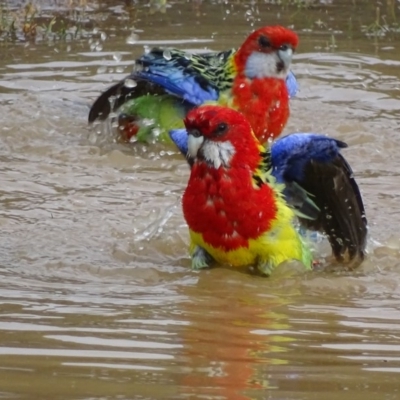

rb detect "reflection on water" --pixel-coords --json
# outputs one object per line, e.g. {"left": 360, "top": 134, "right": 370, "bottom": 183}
{"left": 1, "top": 0, "right": 400, "bottom": 399}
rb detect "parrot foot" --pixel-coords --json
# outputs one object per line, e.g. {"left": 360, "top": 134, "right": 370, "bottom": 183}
{"left": 256, "top": 259, "right": 276, "bottom": 277}
{"left": 191, "top": 246, "right": 213, "bottom": 270}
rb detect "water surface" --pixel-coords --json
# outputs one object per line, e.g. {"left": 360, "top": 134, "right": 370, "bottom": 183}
{"left": 1, "top": 1, "right": 400, "bottom": 399}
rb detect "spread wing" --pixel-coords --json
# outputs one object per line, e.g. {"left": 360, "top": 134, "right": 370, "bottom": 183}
{"left": 88, "top": 78, "right": 167, "bottom": 122}
{"left": 271, "top": 133, "right": 367, "bottom": 263}
{"left": 88, "top": 48, "right": 234, "bottom": 123}
{"left": 137, "top": 48, "right": 234, "bottom": 103}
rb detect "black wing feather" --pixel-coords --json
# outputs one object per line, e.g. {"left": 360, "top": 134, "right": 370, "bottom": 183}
{"left": 88, "top": 77, "right": 168, "bottom": 123}
{"left": 297, "top": 154, "right": 367, "bottom": 263}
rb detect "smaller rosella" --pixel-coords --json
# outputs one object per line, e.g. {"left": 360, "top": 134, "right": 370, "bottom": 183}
{"left": 89, "top": 25, "right": 299, "bottom": 144}
{"left": 170, "top": 114, "right": 367, "bottom": 267}
{"left": 180, "top": 105, "right": 313, "bottom": 275}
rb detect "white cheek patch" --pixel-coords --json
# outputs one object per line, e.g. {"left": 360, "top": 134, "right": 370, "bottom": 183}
{"left": 201, "top": 140, "right": 235, "bottom": 169}
{"left": 245, "top": 52, "right": 287, "bottom": 80}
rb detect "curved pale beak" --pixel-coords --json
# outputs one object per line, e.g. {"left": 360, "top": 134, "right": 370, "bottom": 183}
{"left": 187, "top": 134, "right": 204, "bottom": 159}
{"left": 277, "top": 47, "right": 293, "bottom": 71}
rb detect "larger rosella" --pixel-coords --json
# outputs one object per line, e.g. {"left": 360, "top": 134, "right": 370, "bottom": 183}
{"left": 170, "top": 108, "right": 367, "bottom": 270}
{"left": 180, "top": 105, "right": 314, "bottom": 275}
{"left": 89, "top": 25, "right": 298, "bottom": 144}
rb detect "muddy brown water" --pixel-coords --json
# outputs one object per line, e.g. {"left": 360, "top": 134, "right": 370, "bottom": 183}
{"left": 1, "top": 1, "right": 400, "bottom": 399}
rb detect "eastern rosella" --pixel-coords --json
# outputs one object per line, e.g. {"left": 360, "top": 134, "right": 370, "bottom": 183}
{"left": 89, "top": 25, "right": 298, "bottom": 144}
{"left": 180, "top": 105, "right": 314, "bottom": 275}
{"left": 170, "top": 113, "right": 367, "bottom": 268}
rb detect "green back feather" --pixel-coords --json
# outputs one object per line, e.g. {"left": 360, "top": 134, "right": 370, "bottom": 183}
{"left": 119, "top": 95, "right": 187, "bottom": 142}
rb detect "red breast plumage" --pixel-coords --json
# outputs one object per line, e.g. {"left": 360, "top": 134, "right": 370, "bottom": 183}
{"left": 182, "top": 106, "right": 278, "bottom": 251}
{"left": 232, "top": 25, "right": 299, "bottom": 142}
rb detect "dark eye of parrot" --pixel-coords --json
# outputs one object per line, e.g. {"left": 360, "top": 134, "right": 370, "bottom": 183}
{"left": 279, "top": 44, "right": 289, "bottom": 51}
{"left": 258, "top": 35, "right": 271, "bottom": 49}
{"left": 189, "top": 128, "right": 202, "bottom": 138}
{"left": 214, "top": 122, "right": 228, "bottom": 136}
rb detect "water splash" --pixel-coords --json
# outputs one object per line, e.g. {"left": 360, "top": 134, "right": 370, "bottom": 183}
{"left": 163, "top": 49, "right": 172, "bottom": 61}
{"left": 135, "top": 203, "right": 179, "bottom": 242}
{"left": 126, "top": 33, "right": 139, "bottom": 44}
{"left": 124, "top": 78, "right": 137, "bottom": 88}
{"left": 113, "top": 52, "right": 122, "bottom": 62}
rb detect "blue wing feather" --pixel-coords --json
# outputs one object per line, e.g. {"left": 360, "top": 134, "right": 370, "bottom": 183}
{"left": 137, "top": 69, "right": 298, "bottom": 106}
{"left": 136, "top": 49, "right": 222, "bottom": 105}
{"left": 136, "top": 70, "right": 218, "bottom": 105}
{"left": 286, "top": 71, "right": 298, "bottom": 98}
{"left": 169, "top": 129, "right": 189, "bottom": 156}
{"left": 271, "top": 133, "right": 347, "bottom": 183}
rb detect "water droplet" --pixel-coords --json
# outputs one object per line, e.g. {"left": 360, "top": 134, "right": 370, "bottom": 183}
{"left": 163, "top": 49, "right": 172, "bottom": 61}
{"left": 245, "top": 10, "right": 252, "bottom": 16}
{"left": 97, "top": 66, "right": 107, "bottom": 74}
{"left": 113, "top": 52, "right": 122, "bottom": 62}
{"left": 88, "top": 132, "right": 97, "bottom": 144}
{"left": 124, "top": 78, "right": 137, "bottom": 88}
{"left": 226, "top": 9, "right": 230, "bottom": 14}
{"left": 126, "top": 33, "right": 139, "bottom": 44}
{"left": 116, "top": 66, "right": 124, "bottom": 73}
{"left": 100, "top": 32, "right": 107, "bottom": 41}
{"left": 143, "top": 45, "right": 150, "bottom": 54}
{"left": 95, "top": 44, "right": 103, "bottom": 52}
{"left": 142, "top": 118, "right": 155, "bottom": 127}
{"left": 93, "top": 28, "right": 99, "bottom": 35}
{"left": 152, "top": 128, "right": 161, "bottom": 138}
